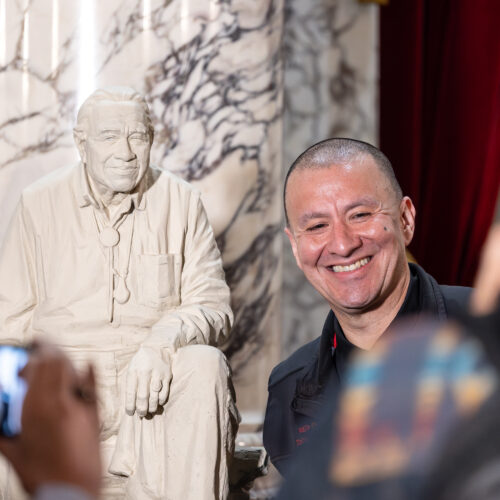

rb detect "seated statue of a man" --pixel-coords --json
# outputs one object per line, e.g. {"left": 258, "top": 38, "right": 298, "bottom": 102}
{"left": 0, "top": 87, "right": 239, "bottom": 500}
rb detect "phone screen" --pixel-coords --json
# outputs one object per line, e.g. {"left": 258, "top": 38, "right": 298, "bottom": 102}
{"left": 0, "top": 346, "right": 29, "bottom": 437}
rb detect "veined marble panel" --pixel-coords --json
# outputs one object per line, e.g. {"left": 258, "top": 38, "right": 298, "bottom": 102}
{"left": 281, "top": 0, "right": 379, "bottom": 359}
{"left": 0, "top": 0, "right": 284, "bottom": 418}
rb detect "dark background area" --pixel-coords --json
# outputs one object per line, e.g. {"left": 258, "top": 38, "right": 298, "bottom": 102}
{"left": 379, "top": 0, "right": 500, "bottom": 286}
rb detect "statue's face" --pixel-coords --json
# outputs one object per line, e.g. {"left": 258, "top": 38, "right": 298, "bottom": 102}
{"left": 81, "top": 100, "right": 152, "bottom": 196}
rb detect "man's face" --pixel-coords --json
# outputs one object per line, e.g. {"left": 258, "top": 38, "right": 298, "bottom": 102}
{"left": 285, "top": 156, "right": 415, "bottom": 315}
{"left": 79, "top": 100, "right": 152, "bottom": 196}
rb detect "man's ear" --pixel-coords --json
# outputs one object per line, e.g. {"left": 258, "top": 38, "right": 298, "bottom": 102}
{"left": 400, "top": 196, "right": 416, "bottom": 246}
{"left": 73, "top": 128, "right": 87, "bottom": 164}
{"left": 284, "top": 226, "right": 303, "bottom": 271}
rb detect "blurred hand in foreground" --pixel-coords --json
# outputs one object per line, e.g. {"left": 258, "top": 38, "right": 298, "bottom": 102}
{"left": 0, "top": 342, "right": 101, "bottom": 498}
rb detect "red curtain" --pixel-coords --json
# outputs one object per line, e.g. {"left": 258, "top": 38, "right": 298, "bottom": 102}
{"left": 380, "top": 0, "right": 500, "bottom": 286}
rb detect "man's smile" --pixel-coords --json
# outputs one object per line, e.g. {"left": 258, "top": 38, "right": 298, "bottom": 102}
{"left": 328, "top": 257, "right": 372, "bottom": 273}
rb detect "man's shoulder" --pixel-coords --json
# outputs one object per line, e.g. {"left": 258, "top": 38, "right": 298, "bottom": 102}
{"left": 411, "top": 263, "right": 473, "bottom": 318}
{"left": 269, "top": 337, "right": 321, "bottom": 389}
{"left": 439, "top": 284, "right": 473, "bottom": 316}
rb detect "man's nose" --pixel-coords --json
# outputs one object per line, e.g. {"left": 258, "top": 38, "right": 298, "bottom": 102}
{"left": 325, "top": 221, "right": 362, "bottom": 257}
{"left": 115, "top": 136, "right": 135, "bottom": 161}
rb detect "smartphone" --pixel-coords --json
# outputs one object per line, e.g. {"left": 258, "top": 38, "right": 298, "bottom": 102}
{"left": 0, "top": 345, "right": 29, "bottom": 437}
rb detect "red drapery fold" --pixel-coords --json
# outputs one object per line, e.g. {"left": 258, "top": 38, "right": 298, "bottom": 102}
{"left": 380, "top": 0, "right": 500, "bottom": 286}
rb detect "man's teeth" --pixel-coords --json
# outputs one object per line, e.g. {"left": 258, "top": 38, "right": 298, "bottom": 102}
{"left": 332, "top": 257, "right": 371, "bottom": 273}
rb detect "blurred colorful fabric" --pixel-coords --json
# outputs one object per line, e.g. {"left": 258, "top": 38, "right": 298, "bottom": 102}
{"left": 277, "top": 314, "right": 500, "bottom": 500}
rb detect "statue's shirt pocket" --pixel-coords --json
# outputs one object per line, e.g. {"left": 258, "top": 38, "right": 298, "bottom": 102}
{"left": 136, "top": 253, "right": 182, "bottom": 308}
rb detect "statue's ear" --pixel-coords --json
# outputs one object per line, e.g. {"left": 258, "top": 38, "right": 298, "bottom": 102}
{"left": 73, "top": 128, "right": 87, "bottom": 163}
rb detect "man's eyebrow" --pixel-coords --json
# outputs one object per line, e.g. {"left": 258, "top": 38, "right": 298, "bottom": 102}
{"left": 343, "top": 197, "right": 379, "bottom": 212}
{"left": 297, "top": 198, "right": 379, "bottom": 225}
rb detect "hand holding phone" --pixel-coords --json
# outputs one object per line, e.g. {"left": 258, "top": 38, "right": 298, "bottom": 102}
{"left": 0, "top": 342, "right": 101, "bottom": 498}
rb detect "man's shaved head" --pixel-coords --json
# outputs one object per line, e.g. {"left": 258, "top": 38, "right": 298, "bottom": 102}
{"left": 284, "top": 138, "right": 403, "bottom": 226}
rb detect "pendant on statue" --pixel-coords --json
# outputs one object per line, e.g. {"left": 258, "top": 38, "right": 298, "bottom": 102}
{"left": 114, "top": 278, "right": 130, "bottom": 304}
{"left": 100, "top": 227, "right": 120, "bottom": 247}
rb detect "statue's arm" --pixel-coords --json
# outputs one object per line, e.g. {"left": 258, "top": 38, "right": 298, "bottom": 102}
{"left": 143, "top": 192, "right": 233, "bottom": 353}
{"left": 0, "top": 198, "right": 38, "bottom": 344}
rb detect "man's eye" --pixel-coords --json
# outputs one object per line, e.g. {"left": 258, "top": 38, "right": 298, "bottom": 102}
{"left": 307, "top": 223, "right": 327, "bottom": 231}
{"left": 353, "top": 212, "right": 371, "bottom": 220}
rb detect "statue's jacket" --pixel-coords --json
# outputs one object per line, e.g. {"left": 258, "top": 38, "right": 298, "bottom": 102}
{"left": 0, "top": 162, "right": 232, "bottom": 447}
{"left": 0, "top": 162, "right": 231, "bottom": 345}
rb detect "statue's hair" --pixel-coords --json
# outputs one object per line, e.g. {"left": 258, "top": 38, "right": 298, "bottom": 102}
{"left": 74, "top": 86, "right": 154, "bottom": 141}
{"left": 284, "top": 138, "right": 403, "bottom": 226}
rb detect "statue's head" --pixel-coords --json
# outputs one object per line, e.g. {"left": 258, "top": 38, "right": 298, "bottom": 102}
{"left": 73, "top": 87, "right": 154, "bottom": 196}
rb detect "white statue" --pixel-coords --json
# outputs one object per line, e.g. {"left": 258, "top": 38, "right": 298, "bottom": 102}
{"left": 0, "top": 87, "right": 239, "bottom": 499}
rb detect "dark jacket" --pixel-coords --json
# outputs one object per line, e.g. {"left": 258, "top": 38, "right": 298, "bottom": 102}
{"left": 263, "top": 264, "right": 472, "bottom": 476}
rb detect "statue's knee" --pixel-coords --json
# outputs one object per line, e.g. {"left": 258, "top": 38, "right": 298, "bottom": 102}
{"left": 174, "top": 345, "right": 229, "bottom": 385}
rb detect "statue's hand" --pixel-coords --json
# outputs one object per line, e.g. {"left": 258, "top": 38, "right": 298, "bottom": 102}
{"left": 125, "top": 347, "right": 172, "bottom": 417}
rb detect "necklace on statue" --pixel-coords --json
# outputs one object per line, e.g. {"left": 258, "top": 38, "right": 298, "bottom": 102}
{"left": 92, "top": 205, "right": 135, "bottom": 319}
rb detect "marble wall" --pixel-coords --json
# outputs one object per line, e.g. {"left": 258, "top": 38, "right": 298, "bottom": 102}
{"left": 0, "top": 0, "right": 284, "bottom": 423}
{"left": 281, "top": 0, "right": 379, "bottom": 359}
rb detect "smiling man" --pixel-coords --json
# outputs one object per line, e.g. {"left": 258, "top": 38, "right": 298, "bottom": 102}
{"left": 0, "top": 87, "right": 238, "bottom": 499}
{"left": 263, "top": 138, "right": 471, "bottom": 475}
